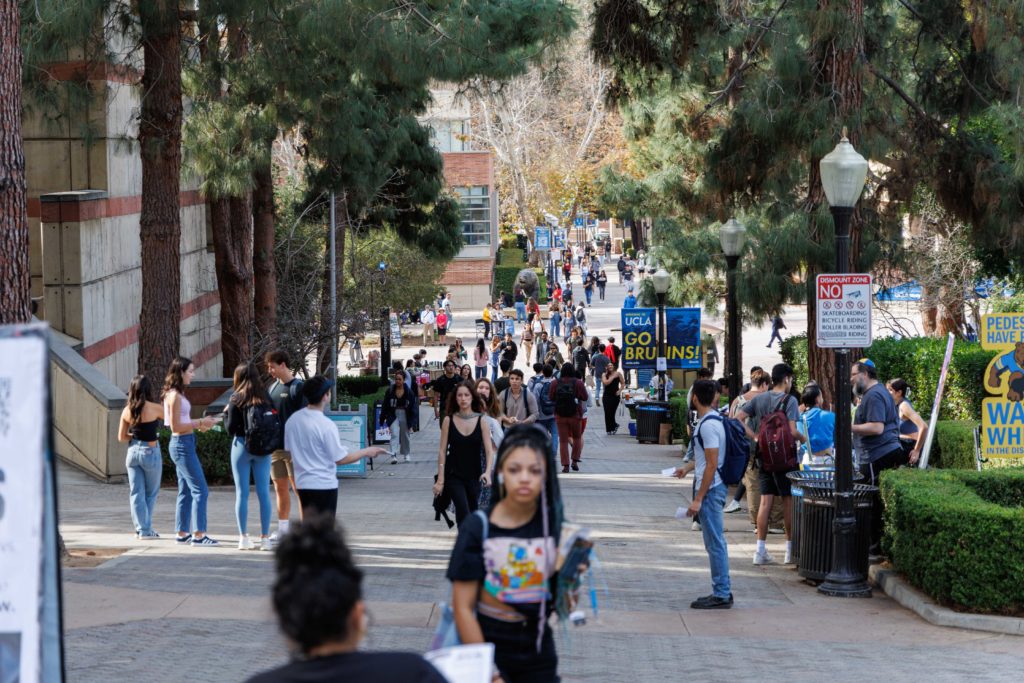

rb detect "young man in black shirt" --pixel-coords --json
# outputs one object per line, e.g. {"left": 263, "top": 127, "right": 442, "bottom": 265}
{"left": 265, "top": 350, "right": 306, "bottom": 546}
{"left": 427, "top": 359, "right": 462, "bottom": 422}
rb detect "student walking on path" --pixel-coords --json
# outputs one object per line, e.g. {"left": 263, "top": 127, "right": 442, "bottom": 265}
{"left": 224, "top": 363, "right": 276, "bottom": 551}
{"left": 382, "top": 369, "right": 416, "bottom": 464}
{"left": 433, "top": 381, "right": 495, "bottom": 527}
{"left": 118, "top": 375, "right": 164, "bottom": 540}
{"left": 473, "top": 338, "right": 490, "bottom": 380}
{"left": 550, "top": 363, "right": 589, "bottom": 473}
{"left": 767, "top": 314, "right": 786, "bottom": 348}
{"left": 163, "top": 356, "right": 221, "bottom": 546}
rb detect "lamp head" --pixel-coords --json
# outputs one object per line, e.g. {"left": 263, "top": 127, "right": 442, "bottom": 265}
{"left": 652, "top": 268, "right": 672, "bottom": 295}
{"left": 819, "top": 128, "right": 868, "bottom": 208}
{"left": 719, "top": 218, "right": 747, "bottom": 257}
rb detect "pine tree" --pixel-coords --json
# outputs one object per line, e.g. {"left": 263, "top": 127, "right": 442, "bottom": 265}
{"left": 0, "top": 0, "right": 29, "bottom": 324}
{"left": 592, "top": 0, "right": 1024, "bottom": 398}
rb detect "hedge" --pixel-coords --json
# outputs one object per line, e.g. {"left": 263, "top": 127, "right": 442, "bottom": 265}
{"left": 668, "top": 395, "right": 691, "bottom": 446}
{"left": 880, "top": 467, "right": 1024, "bottom": 613}
{"left": 493, "top": 265, "right": 547, "bottom": 304}
{"left": 158, "top": 428, "right": 234, "bottom": 485}
{"left": 496, "top": 247, "right": 525, "bottom": 265}
{"left": 780, "top": 333, "right": 996, "bottom": 420}
{"left": 336, "top": 375, "right": 387, "bottom": 397}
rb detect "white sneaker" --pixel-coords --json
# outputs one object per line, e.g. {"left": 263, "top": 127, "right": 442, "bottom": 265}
{"left": 691, "top": 520, "right": 701, "bottom": 531}
{"left": 261, "top": 536, "right": 276, "bottom": 551}
{"left": 753, "top": 550, "right": 776, "bottom": 565}
{"left": 403, "top": 454, "right": 411, "bottom": 463}
{"left": 723, "top": 499, "right": 742, "bottom": 513}
{"left": 784, "top": 549, "right": 794, "bottom": 565}
{"left": 390, "top": 454, "right": 398, "bottom": 465}
{"left": 238, "top": 535, "right": 252, "bottom": 551}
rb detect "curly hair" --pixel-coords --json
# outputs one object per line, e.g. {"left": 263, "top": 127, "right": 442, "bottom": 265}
{"left": 272, "top": 514, "right": 363, "bottom": 654}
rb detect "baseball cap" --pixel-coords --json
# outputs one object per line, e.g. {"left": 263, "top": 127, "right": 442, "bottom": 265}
{"left": 302, "top": 376, "right": 335, "bottom": 404}
{"left": 857, "top": 358, "right": 876, "bottom": 369}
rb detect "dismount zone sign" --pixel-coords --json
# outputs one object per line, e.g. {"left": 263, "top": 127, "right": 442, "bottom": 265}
{"left": 816, "top": 274, "right": 873, "bottom": 348}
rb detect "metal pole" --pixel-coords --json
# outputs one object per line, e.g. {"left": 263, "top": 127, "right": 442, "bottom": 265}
{"left": 725, "top": 254, "right": 741, "bottom": 403}
{"left": 657, "top": 291, "right": 666, "bottom": 401}
{"left": 380, "top": 306, "right": 391, "bottom": 382}
{"left": 330, "top": 192, "right": 338, "bottom": 407}
{"left": 819, "top": 205, "right": 871, "bottom": 597}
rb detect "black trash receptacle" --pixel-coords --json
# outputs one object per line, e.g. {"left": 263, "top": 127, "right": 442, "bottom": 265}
{"left": 635, "top": 402, "right": 669, "bottom": 444}
{"left": 786, "top": 470, "right": 864, "bottom": 567}
{"left": 798, "top": 482, "right": 877, "bottom": 582}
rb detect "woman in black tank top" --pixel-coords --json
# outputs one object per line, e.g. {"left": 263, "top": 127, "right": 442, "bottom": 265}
{"left": 602, "top": 363, "right": 625, "bottom": 434}
{"left": 433, "top": 381, "right": 495, "bottom": 526}
{"left": 117, "top": 375, "right": 165, "bottom": 539}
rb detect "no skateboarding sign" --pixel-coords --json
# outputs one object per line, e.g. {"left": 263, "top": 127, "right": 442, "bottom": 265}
{"left": 816, "top": 274, "right": 872, "bottom": 348}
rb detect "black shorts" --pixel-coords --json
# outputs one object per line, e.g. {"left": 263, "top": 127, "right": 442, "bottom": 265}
{"left": 759, "top": 468, "right": 795, "bottom": 497}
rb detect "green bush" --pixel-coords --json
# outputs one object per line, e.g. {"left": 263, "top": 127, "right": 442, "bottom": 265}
{"left": 880, "top": 467, "right": 1024, "bottom": 613}
{"left": 621, "top": 238, "right": 632, "bottom": 255}
{"left": 930, "top": 420, "right": 976, "bottom": 470}
{"left": 158, "top": 428, "right": 234, "bottom": 486}
{"left": 780, "top": 333, "right": 809, "bottom": 389}
{"left": 336, "top": 375, "right": 387, "bottom": 397}
{"left": 780, "top": 333, "right": 995, "bottom": 420}
{"left": 496, "top": 247, "right": 525, "bottom": 265}
{"left": 668, "top": 395, "right": 691, "bottom": 445}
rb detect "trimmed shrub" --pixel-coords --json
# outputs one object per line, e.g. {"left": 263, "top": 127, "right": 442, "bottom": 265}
{"left": 336, "top": 375, "right": 387, "bottom": 397}
{"left": 930, "top": 420, "right": 976, "bottom": 470}
{"left": 496, "top": 247, "right": 525, "bottom": 265}
{"left": 158, "top": 428, "right": 234, "bottom": 486}
{"left": 622, "top": 238, "right": 632, "bottom": 255}
{"left": 779, "top": 333, "right": 996, "bottom": 420}
{"left": 880, "top": 467, "right": 1024, "bottom": 613}
{"left": 668, "top": 395, "right": 691, "bottom": 445}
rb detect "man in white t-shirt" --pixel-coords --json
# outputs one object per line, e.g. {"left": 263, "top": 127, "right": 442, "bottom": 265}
{"left": 674, "top": 379, "right": 732, "bottom": 609}
{"left": 285, "top": 376, "right": 387, "bottom": 518}
{"left": 421, "top": 306, "right": 437, "bottom": 346}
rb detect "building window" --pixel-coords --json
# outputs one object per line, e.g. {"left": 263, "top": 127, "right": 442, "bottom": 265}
{"left": 455, "top": 186, "right": 491, "bottom": 246}
{"left": 428, "top": 119, "right": 471, "bottom": 152}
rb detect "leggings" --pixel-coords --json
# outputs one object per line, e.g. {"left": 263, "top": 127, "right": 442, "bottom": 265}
{"left": 231, "top": 438, "right": 272, "bottom": 536}
{"left": 447, "top": 476, "right": 481, "bottom": 527}
{"left": 603, "top": 393, "right": 620, "bottom": 432}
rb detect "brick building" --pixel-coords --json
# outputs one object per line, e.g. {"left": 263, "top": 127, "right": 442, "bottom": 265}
{"left": 423, "top": 89, "right": 498, "bottom": 310}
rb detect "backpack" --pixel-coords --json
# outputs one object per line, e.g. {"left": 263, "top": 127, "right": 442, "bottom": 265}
{"left": 572, "top": 346, "right": 588, "bottom": 375}
{"left": 576, "top": 307, "right": 586, "bottom": 322}
{"left": 534, "top": 378, "right": 556, "bottom": 418}
{"left": 554, "top": 380, "right": 579, "bottom": 417}
{"left": 502, "top": 388, "right": 534, "bottom": 420}
{"left": 757, "top": 395, "right": 798, "bottom": 472}
{"left": 696, "top": 413, "right": 749, "bottom": 485}
{"left": 245, "top": 403, "right": 283, "bottom": 456}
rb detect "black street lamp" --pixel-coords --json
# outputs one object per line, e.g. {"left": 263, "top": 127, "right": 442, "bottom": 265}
{"left": 651, "top": 267, "right": 672, "bottom": 401}
{"left": 817, "top": 129, "right": 871, "bottom": 599}
{"left": 719, "top": 218, "right": 747, "bottom": 404}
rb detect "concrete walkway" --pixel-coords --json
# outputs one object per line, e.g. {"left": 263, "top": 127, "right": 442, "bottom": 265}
{"left": 59, "top": 264, "right": 1023, "bottom": 682}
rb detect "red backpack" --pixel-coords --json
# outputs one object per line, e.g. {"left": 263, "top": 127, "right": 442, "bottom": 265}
{"left": 757, "top": 395, "right": 798, "bottom": 472}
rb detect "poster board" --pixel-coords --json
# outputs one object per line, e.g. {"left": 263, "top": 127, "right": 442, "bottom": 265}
{"left": 326, "top": 405, "right": 369, "bottom": 478}
{"left": 620, "top": 308, "right": 702, "bottom": 370}
{"left": 0, "top": 323, "right": 64, "bottom": 682}
{"left": 979, "top": 313, "right": 1024, "bottom": 459}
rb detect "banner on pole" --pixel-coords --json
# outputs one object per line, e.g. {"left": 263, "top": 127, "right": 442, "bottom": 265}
{"left": 980, "top": 313, "right": 1024, "bottom": 459}
{"left": 621, "top": 308, "right": 702, "bottom": 370}
{"left": 534, "top": 227, "right": 551, "bottom": 250}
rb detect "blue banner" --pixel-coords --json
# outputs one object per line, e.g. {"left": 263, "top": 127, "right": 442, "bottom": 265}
{"left": 621, "top": 307, "right": 703, "bottom": 369}
{"left": 534, "top": 227, "right": 551, "bottom": 249}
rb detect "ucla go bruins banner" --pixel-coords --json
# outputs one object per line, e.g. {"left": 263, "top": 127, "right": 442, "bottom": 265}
{"left": 621, "top": 307, "right": 702, "bottom": 370}
{"left": 981, "top": 313, "right": 1024, "bottom": 459}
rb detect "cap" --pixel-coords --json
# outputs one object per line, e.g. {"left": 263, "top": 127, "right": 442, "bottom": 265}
{"left": 857, "top": 358, "right": 876, "bottom": 369}
{"left": 302, "top": 376, "right": 335, "bottom": 404}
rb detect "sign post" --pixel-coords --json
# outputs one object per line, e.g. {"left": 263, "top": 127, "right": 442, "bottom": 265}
{"left": 815, "top": 274, "right": 873, "bottom": 348}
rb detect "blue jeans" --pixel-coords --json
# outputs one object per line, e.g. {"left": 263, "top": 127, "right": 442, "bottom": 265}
{"left": 475, "top": 365, "right": 487, "bottom": 379}
{"left": 515, "top": 302, "right": 527, "bottom": 322}
{"left": 231, "top": 437, "right": 272, "bottom": 536}
{"left": 593, "top": 376, "right": 602, "bottom": 402}
{"left": 585, "top": 288, "right": 593, "bottom": 304}
{"left": 168, "top": 433, "right": 209, "bottom": 534}
{"left": 550, "top": 314, "right": 561, "bottom": 338}
{"left": 699, "top": 483, "right": 731, "bottom": 598}
{"left": 126, "top": 440, "right": 162, "bottom": 535}
{"left": 538, "top": 418, "right": 558, "bottom": 455}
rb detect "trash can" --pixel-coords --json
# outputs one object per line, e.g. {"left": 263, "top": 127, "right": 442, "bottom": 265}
{"left": 635, "top": 402, "right": 669, "bottom": 444}
{"left": 797, "top": 481, "right": 877, "bottom": 582}
{"left": 786, "top": 469, "right": 864, "bottom": 566}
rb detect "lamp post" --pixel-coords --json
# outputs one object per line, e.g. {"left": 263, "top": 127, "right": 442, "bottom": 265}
{"left": 817, "top": 128, "right": 871, "bottom": 598}
{"left": 651, "top": 267, "right": 672, "bottom": 401}
{"left": 719, "top": 219, "right": 747, "bottom": 405}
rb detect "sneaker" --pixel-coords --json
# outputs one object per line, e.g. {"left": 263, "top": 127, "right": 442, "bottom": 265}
{"left": 390, "top": 454, "right": 398, "bottom": 465}
{"left": 404, "top": 454, "right": 411, "bottom": 463}
{"left": 175, "top": 534, "right": 192, "bottom": 544}
{"left": 139, "top": 532, "right": 160, "bottom": 540}
{"left": 690, "top": 593, "right": 733, "bottom": 610}
{"left": 190, "top": 535, "right": 219, "bottom": 547}
{"left": 753, "top": 550, "right": 776, "bottom": 565}
{"left": 571, "top": 462, "right": 580, "bottom": 472}
{"left": 768, "top": 527, "right": 785, "bottom": 535}
{"left": 784, "top": 549, "right": 794, "bottom": 565}
{"left": 238, "top": 535, "right": 253, "bottom": 551}
{"left": 261, "top": 536, "right": 276, "bottom": 551}
{"left": 691, "top": 520, "right": 701, "bottom": 531}
{"left": 562, "top": 466, "right": 569, "bottom": 474}
{"left": 723, "top": 499, "right": 742, "bottom": 513}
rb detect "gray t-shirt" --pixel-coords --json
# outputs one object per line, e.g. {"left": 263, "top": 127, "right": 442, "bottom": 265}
{"left": 743, "top": 390, "right": 799, "bottom": 433}
{"left": 591, "top": 352, "right": 610, "bottom": 376}
{"left": 854, "top": 383, "right": 901, "bottom": 463}
{"left": 693, "top": 413, "right": 725, "bottom": 490}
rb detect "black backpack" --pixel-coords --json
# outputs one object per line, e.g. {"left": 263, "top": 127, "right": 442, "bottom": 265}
{"left": 554, "top": 381, "right": 579, "bottom": 417}
{"left": 245, "top": 403, "right": 282, "bottom": 456}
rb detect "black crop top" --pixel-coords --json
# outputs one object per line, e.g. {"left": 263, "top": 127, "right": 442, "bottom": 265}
{"left": 129, "top": 419, "right": 161, "bottom": 442}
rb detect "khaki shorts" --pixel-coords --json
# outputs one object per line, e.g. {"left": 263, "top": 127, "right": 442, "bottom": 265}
{"left": 271, "top": 449, "right": 294, "bottom": 481}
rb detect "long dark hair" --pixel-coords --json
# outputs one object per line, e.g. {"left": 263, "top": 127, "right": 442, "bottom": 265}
{"left": 231, "top": 363, "right": 270, "bottom": 408}
{"left": 162, "top": 355, "right": 192, "bottom": 398}
{"left": 888, "top": 378, "right": 911, "bottom": 400}
{"left": 445, "top": 379, "right": 484, "bottom": 416}
{"left": 127, "top": 375, "right": 153, "bottom": 427}
{"left": 476, "top": 338, "right": 486, "bottom": 355}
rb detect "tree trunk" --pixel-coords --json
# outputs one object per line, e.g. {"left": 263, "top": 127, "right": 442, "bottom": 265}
{"left": 0, "top": 0, "right": 30, "bottom": 324}
{"left": 215, "top": 193, "right": 253, "bottom": 373}
{"left": 137, "top": 1, "right": 183, "bottom": 386}
{"left": 316, "top": 193, "right": 345, "bottom": 375}
{"left": 252, "top": 152, "right": 276, "bottom": 346}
